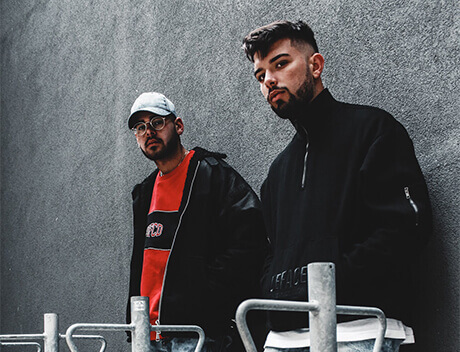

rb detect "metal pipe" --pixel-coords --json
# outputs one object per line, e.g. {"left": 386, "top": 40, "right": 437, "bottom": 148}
{"left": 43, "top": 314, "right": 59, "bottom": 352}
{"left": 150, "top": 325, "right": 205, "bottom": 352}
{"left": 0, "top": 334, "right": 44, "bottom": 341}
{"left": 308, "top": 262, "right": 337, "bottom": 352}
{"left": 235, "top": 299, "right": 319, "bottom": 352}
{"left": 60, "top": 334, "right": 107, "bottom": 352}
{"left": 336, "top": 305, "right": 386, "bottom": 352}
{"left": 235, "top": 263, "right": 388, "bottom": 352}
{"left": 65, "top": 323, "right": 132, "bottom": 352}
{"left": 0, "top": 314, "right": 108, "bottom": 352}
{"left": 0, "top": 341, "right": 42, "bottom": 352}
{"left": 66, "top": 297, "right": 205, "bottom": 352}
{"left": 130, "top": 297, "right": 152, "bottom": 352}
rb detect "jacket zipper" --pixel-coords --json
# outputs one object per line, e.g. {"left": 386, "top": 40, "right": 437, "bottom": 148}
{"left": 404, "top": 186, "right": 419, "bottom": 226}
{"left": 301, "top": 126, "right": 309, "bottom": 190}
{"left": 156, "top": 161, "right": 200, "bottom": 339}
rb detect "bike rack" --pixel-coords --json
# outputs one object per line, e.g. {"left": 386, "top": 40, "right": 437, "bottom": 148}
{"left": 0, "top": 314, "right": 106, "bottom": 352}
{"left": 66, "top": 296, "right": 205, "bottom": 352}
{"left": 235, "top": 263, "right": 387, "bottom": 352}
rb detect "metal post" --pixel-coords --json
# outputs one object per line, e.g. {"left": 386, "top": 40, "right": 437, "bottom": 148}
{"left": 130, "top": 296, "right": 152, "bottom": 352}
{"left": 308, "top": 262, "right": 337, "bottom": 352}
{"left": 43, "top": 313, "right": 59, "bottom": 352}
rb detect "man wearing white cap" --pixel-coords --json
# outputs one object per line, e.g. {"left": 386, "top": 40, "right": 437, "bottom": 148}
{"left": 126, "top": 92, "right": 267, "bottom": 351}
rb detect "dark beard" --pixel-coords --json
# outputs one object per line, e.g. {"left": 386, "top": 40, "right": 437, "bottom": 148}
{"left": 142, "top": 132, "right": 180, "bottom": 162}
{"left": 270, "top": 71, "right": 315, "bottom": 120}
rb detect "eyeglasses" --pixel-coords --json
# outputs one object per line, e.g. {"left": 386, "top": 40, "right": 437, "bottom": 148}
{"left": 132, "top": 116, "right": 167, "bottom": 136}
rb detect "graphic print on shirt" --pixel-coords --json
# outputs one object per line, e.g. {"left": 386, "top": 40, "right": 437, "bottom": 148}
{"left": 144, "top": 211, "right": 179, "bottom": 250}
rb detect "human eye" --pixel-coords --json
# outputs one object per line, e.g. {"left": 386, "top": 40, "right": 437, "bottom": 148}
{"left": 275, "top": 60, "right": 288, "bottom": 68}
{"left": 256, "top": 73, "right": 265, "bottom": 83}
{"left": 151, "top": 118, "right": 164, "bottom": 128}
{"left": 134, "top": 123, "right": 146, "bottom": 134}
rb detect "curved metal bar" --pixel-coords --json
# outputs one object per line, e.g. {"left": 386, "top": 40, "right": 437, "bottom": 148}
{"left": 0, "top": 341, "right": 42, "bottom": 352}
{"left": 150, "top": 325, "right": 205, "bottom": 352}
{"left": 59, "top": 333, "right": 107, "bottom": 352}
{"left": 65, "top": 323, "right": 132, "bottom": 352}
{"left": 336, "top": 305, "right": 387, "bottom": 352}
{"left": 235, "top": 299, "right": 320, "bottom": 352}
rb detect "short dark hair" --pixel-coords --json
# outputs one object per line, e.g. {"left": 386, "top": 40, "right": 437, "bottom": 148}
{"left": 242, "top": 20, "right": 319, "bottom": 62}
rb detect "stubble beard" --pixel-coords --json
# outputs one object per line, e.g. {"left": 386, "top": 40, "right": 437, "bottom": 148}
{"left": 141, "top": 132, "right": 180, "bottom": 162}
{"left": 270, "top": 70, "right": 315, "bottom": 120}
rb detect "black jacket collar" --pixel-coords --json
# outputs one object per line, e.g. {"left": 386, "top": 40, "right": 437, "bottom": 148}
{"left": 132, "top": 147, "right": 227, "bottom": 197}
{"left": 292, "top": 88, "right": 339, "bottom": 135}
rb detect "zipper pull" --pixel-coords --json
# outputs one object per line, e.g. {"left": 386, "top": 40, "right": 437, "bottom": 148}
{"left": 404, "top": 187, "right": 410, "bottom": 199}
{"left": 301, "top": 139, "right": 309, "bottom": 190}
{"left": 155, "top": 319, "right": 161, "bottom": 342}
{"left": 404, "top": 187, "right": 419, "bottom": 226}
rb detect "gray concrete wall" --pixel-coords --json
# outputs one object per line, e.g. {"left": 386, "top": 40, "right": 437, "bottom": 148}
{"left": 1, "top": 0, "right": 458, "bottom": 351}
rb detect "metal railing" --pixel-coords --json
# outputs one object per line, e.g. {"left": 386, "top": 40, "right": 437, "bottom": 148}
{"left": 0, "top": 341, "right": 42, "bottom": 352}
{"left": 1, "top": 263, "right": 386, "bottom": 352}
{"left": 66, "top": 296, "right": 205, "bottom": 352}
{"left": 0, "top": 314, "right": 106, "bottom": 352}
{"left": 236, "top": 262, "right": 387, "bottom": 352}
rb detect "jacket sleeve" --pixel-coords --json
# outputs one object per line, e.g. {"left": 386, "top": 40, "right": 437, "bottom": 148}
{"left": 337, "top": 121, "right": 432, "bottom": 287}
{"left": 206, "top": 158, "right": 269, "bottom": 303}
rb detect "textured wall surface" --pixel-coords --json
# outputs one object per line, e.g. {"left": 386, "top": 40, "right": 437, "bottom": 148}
{"left": 1, "top": 0, "right": 458, "bottom": 351}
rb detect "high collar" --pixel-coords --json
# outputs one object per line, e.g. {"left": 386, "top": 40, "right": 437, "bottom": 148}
{"left": 291, "top": 88, "right": 338, "bottom": 135}
{"left": 134, "top": 147, "right": 227, "bottom": 191}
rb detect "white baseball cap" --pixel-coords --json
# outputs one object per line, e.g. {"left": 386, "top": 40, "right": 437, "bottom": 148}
{"left": 128, "top": 92, "right": 177, "bottom": 129}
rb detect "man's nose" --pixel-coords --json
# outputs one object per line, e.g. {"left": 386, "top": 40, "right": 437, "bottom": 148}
{"left": 144, "top": 124, "right": 156, "bottom": 137}
{"left": 264, "top": 71, "right": 277, "bottom": 89}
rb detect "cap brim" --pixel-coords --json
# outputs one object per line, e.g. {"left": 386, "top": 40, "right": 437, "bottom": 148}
{"left": 128, "top": 109, "right": 173, "bottom": 129}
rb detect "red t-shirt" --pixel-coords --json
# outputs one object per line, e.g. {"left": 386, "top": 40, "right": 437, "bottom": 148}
{"left": 140, "top": 150, "right": 194, "bottom": 337}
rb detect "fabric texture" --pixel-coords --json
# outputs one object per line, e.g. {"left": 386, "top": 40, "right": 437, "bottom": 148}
{"left": 264, "top": 318, "right": 413, "bottom": 348}
{"left": 264, "top": 338, "right": 403, "bottom": 352}
{"left": 127, "top": 147, "right": 268, "bottom": 343}
{"left": 260, "top": 89, "right": 432, "bottom": 332}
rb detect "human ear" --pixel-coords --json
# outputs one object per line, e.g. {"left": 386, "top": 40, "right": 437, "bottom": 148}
{"left": 309, "top": 53, "right": 325, "bottom": 79}
{"left": 175, "top": 117, "right": 185, "bottom": 135}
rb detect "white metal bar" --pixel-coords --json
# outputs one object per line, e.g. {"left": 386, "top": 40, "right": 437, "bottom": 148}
{"left": 65, "top": 297, "right": 206, "bottom": 352}
{"left": 0, "top": 341, "right": 42, "bottom": 352}
{"left": 150, "top": 325, "right": 205, "bottom": 352}
{"left": 0, "top": 334, "right": 44, "bottom": 341}
{"left": 336, "top": 305, "right": 386, "bottom": 352}
{"left": 43, "top": 314, "right": 59, "bottom": 352}
{"left": 60, "top": 334, "right": 107, "bottom": 352}
{"left": 65, "top": 323, "right": 133, "bottom": 352}
{"left": 235, "top": 263, "right": 388, "bottom": 352}
{"left": 308, "top": 262, "right": 337, "bottom": 352}
{"left": 0, "top": 314, "right": 107, "bottom": 352}
{"left": 235, "top": 299, "right": 319, "bottom": 352}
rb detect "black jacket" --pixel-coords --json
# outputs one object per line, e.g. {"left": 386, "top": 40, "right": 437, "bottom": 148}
{"left": 127, "top": 147, "right": 267, "bottom": 339}
{"left": 261, "top": 89, "right": 432, "bottom": 331}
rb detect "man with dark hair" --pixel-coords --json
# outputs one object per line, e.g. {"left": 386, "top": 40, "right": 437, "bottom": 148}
{"left": 242, "top": 20, "right": 432, "bottom": 352}
{"left": 126, "top": 92, "right": 267, "bottom": 352}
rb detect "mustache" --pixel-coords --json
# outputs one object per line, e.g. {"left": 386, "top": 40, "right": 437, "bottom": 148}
{"left": 146, "top": 137, "right": 162, "bottom": 145}
{"left": 267, "top": 86, "right": 288, "bottom": 102}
